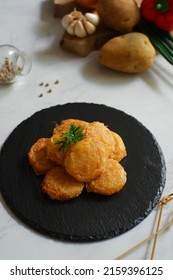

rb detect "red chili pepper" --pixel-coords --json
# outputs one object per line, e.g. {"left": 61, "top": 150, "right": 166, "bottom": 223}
{"left": 141, "top": 0, "right": 173, "bottom": 32}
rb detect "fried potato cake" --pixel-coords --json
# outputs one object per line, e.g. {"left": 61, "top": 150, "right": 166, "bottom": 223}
{"left": 109, "top": 132, "right": 127, "bottom": 162}
{"left": 47, "top": 119, "right": 89, "bottom": 165}
{"left": 87, "top": 121, "right": 115, "bottom": 157}
{"left": 28, "top": 118, "right": 127, "bottom": 201}
{"left": 41, "top": 166, "right": 84, "bottom": 201}
{"left": 28, "top": 138, "right": 56, "bottom": 175}
{"left": 86, "top": 159, "right": 127, "bottom": 195}
{"left": 46, "top": 133, "right": 65, "bottom": 166}
{"left": 53, "top": 119, "right": 89, "bottom": 135}
{"left": 64, "top": 138, "right": 108, "bottom": 182}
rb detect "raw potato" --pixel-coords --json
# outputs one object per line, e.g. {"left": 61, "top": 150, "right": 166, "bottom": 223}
{"left": 96, "top": 0, "right": 140, "bottom": 33}
{"left": 99, "top": 32, "right": 156, "bottom": 73}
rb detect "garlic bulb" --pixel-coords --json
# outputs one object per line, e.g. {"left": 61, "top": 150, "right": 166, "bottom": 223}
{"left": 61, "top": 9, "right": 100, "bottom": 38}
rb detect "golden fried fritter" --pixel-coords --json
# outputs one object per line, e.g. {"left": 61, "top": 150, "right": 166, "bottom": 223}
{"left": 87, "top": 121, "right": 115, "bottom": 157}
{"left": 46, "top": 133, "right": 65, "bottom": 166}
{"left": 64, "top": 138, "right": 108, "bottom": 182}
{"left": 28, "top": 138, "right": 56, "bottom": 175}
{"left": 28, "top": 118, "right": 127, "bottom": 201}
{"left": 41, "top": 166, "right": 84, "bottom": 201}
{"left": 86, "top": 159, "right": 127, "bottom": 195}
{"left": 47, "top": 119, "right": 89, "bottom": 165}
{"left": 53, "top": 119, "right": 89, "bottom": 135}
{"left": 109, "top": 132, "right": 127, "bottom": 162}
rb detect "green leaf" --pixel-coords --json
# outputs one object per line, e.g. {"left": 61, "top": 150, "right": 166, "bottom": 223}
{"left": 55, "top": 124, "right": 86, "bottom": 154}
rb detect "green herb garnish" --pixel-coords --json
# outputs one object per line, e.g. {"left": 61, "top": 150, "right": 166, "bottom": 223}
{"left": 56, "top": 124, "right": 85, "bottom": 154}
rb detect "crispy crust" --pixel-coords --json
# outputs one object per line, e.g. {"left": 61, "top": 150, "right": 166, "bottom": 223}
{"left": 87, "top": 121, "right": 115, "bottom": 157}
{"left": 109, "top": 131, "right": 127, "bottom": 162}
{"left": 47, "top": 119, "right": 89, "bottom": 165}
{"left": 46, "top": 133, "right": 65, "bottom": 165}
{"left": 86, "top": 159, "right": 127, "bottom": 195}
{"left": 64, "top": 137, "right": 108, "bottom": 182}
{"left": 28, "top": 138, "right": 56, "bottom": 175}
{"left": 53, "top": 119, "right": 89, "bottom": 135}
{"left": 28, "top": 119, "right": 127, "bottom": 200}
{"left": 41, "top": 166, "right": 84, "bottom": 201}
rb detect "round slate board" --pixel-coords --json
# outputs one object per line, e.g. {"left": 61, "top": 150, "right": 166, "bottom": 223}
{"left": 0, "top": 103, "right": 166, "bottom": 241}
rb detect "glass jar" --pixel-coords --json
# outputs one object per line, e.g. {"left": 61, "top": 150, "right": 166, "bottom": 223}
{"left": 0, "top": 44, "right": 32, "bottom": 84}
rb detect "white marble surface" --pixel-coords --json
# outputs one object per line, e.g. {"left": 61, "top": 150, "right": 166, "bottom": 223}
{"left": 0, "top": 0, "right": 173, "bottom": 260}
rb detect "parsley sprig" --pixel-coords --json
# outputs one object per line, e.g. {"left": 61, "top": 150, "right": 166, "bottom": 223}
{"left": 56, "top": 124, "right": 85, "bottom": 154}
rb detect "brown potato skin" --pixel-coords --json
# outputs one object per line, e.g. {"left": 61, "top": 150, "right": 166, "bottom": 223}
{"left": 96, "top": 0, "right": 140, "bottom": 33}
{"left": 99, "top": 32, "right": 156, "bottom": 73}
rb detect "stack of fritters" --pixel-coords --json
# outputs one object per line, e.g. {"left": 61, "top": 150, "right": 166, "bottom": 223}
{"left": 28, "top": 119, "right": 127, "bottom": 201}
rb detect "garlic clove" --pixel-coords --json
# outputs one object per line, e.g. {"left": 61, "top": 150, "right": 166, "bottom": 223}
{"left": 67, "top": 21, "right": 76, "bottom": 35}
{"left": 83, "top": 20, "right": 96, "bottom": 35}
{"left": 74, "top": 21, "right": 87, "bottom": 38}
{"left": 84, "top": 13, "right": 100, "bottom": 26}
{"left": 61, "top": 9, "right": 99, "bottom": 38}
{"left": 61, "top": 14, "right": 73, "bottom": 29}
{"left": 71, "top": 9, "right": 84, "bottom": 20}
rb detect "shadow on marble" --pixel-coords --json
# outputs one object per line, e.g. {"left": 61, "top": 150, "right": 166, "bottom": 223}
{"left": 80, "top": 52, "right": 162, "bottom": 91}
{"left": 152, "top": 61, "right": 173, "bottom": 89}
{"left": 34, "top": 0, "right": 85, "bottom": 64}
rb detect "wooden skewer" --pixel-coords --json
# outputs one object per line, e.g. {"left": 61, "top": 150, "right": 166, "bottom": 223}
{"left": 150, "top": 203, "right": 164, "bottom": 260}
{"left": 150, "top": 193, "right": 173, "bottom": 259}
{"left": 115, "top": 193, "right": 173, "bottom": 260}
{"left": 115, "top": 218, "right": 173, "bottom": 260}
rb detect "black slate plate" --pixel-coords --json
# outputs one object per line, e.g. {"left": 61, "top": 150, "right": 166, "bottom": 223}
{"left": 0, "top": 103, "right": 166, "bottom": 241}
